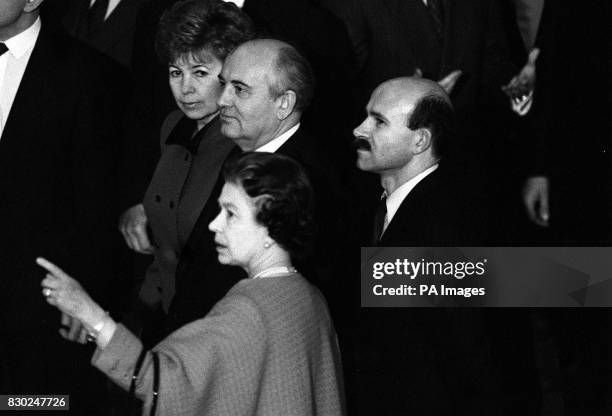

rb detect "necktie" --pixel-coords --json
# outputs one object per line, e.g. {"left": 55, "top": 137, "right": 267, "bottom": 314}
{"left": 372, "top": 194, "right": 387, "bottom": 244}
{"left": 0, "top": 43, "right": 8, "bottom": 57}
{"left": 427, "top": 0, "right": 445, "bottom": 43}
{"left": 87, "top": 0, "right": 110, "bottom": 39}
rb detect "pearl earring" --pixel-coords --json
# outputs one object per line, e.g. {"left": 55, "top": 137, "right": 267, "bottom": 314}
{"left": 264, "top": 242, "right": 271, "bottom": 249}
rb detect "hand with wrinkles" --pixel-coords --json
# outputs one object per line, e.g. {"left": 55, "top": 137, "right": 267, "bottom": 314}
{"left": 119, "top": 203, "right": 155, "bottom": 254}
{"left": 38, "top": 258, "right": 107, "bottom": 333}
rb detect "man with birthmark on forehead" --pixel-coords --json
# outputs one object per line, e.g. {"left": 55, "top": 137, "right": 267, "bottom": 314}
{"left": 168, "top": 39, "right": 351, "bottom": 338}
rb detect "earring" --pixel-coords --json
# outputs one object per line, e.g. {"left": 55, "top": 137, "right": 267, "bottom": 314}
{"left": 264, "top": 242, "right": 271, "bottom": 249}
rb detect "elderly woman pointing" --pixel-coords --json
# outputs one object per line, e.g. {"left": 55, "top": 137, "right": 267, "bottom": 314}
{"left": 39, "top": 153, "right": 344, "bottom": 416}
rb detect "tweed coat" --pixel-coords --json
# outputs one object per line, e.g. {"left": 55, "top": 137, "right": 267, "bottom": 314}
{"left": 93, "top": 274, "right": 345, "bottom": 415}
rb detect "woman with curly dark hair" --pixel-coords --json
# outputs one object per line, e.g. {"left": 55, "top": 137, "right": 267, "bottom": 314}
{"left": 116, "top": 0, "right": 254, "bottom": 338}
{"left": 38, "top": 153, "right": 345, "bottom": 415}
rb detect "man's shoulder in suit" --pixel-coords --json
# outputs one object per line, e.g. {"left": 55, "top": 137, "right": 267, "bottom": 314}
{"left": 381, "top": 164, "right": 487, "bottom": 246}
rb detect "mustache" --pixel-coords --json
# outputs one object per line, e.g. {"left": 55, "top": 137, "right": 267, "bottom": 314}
{"left": 352, "top": 137, "right": 371, "bottom": 151}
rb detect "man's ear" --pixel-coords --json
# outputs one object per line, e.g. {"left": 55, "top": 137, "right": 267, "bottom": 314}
{"left": 276, "top": 90, "right": 297, "bottom": 120}
{"left": 413, "top": 128, "right": 433, "bottom": 154}
{"left": 24, "top": 0, "right": 45, "bottom": 13}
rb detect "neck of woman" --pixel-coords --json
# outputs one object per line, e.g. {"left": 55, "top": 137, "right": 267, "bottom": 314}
{"left": 246, "top": 247, "right": 294, "bottom": 279}
{"left": 196, "top": 110, "right": 220, "bottom": 131}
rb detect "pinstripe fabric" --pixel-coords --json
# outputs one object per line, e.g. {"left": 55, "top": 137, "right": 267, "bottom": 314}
{"left": 93, "top": 274, "right": 345, "bottom": 415}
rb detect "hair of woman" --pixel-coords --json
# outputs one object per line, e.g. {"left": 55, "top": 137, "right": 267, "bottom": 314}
{"left": 155, "top": 0, "right": 255, "bottom": 63}
{"left": 223, "top": 152, "right": 315, "bottom": 260}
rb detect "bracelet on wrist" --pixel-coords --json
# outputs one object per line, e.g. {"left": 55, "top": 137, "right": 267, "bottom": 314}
{"left": 86, "top": 311, "right": 109, "bottom": 343}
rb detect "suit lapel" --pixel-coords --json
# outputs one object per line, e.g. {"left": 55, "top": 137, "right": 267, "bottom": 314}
{"left": 180, "top": 145, "right": 241, "bottom": 258}
{"left": 379, "top": 168, "right": 442, "bottom": 245}
{"left": 89, "top": 0, "right": 144, "bottom": 50}
{"left": 276, "top": 127, "right": 305, "bottom": 159}
{"left": 0, "top": 27, "right": 58, "bottom": 147}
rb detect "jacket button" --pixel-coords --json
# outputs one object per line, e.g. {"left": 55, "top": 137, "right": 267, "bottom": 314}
{"left": 155, "top": 195, "right": 161, "bottom": 202}
{"left": 169, "top": 201, "right": 175, "bottom": 209}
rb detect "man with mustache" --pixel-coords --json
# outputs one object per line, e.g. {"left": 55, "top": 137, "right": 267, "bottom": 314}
{"left": 352, "top": 77, "right": 501, "bottom": 414}
{"left": 353, "top": 76, "right": 484, "bottom": 245}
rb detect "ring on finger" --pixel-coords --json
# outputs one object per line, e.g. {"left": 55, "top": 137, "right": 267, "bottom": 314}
{"left": 43, "top": 288, "right": 52, "bottom": 297}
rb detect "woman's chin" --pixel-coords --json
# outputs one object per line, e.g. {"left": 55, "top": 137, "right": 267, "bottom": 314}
{"left": 216, "top": 252, "right": 232, "bottom": 265}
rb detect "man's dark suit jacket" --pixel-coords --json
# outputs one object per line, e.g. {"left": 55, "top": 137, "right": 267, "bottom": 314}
{"left": 62, "top": 0, "right": 149, "bottom": 69}
{"left": 518, "top": 2, "right": 611, "bottom": 413}
{"left": 354, "top": 166, "right": 505, "bottom": 415}
{"left": 379, "top": 166, "right": 487, "bottom": 246}
{"left": 166, "top": 127, "right": 347, "bottom": 334}
{"left": 525, "top": 0, "right": 610, "bottom": 243}
{"left": 0, "top": 23, "right": 123, "bottom": 403}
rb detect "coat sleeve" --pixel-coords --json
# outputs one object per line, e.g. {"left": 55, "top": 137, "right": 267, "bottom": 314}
{"left": 92, "top": 293, "right": 267, "bottom": 415}
{"left": 481, "top": 0, "right": 519, "bottom": 94}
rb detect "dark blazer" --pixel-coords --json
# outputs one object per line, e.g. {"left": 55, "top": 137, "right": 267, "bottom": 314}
{"left": 0, "top": 22, "right": 123, "bottom": 400}
{"left": 139, "top": 112, "right": 235, "bottom": 312}
{"left": 167, "top": 127, "right": 348, "bottom": 333}
{"left": 0, "top": 23, "right": 123, "bottom": 332}
{"left": 524, "top": 0, "right": 610, "bottom": 242}
{"left": 379, "top": 165, "right": 487, "bottom": 246}
{"left": 353, "top": 166, "right": 503, "bottom": 415}
{"left": 62, "top": 0, "right": 149, "bottom": 68}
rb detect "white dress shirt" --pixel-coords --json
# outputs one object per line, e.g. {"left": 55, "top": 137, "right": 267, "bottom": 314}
{"left": 89, "top": 0, "right": 123, "bottom": 20}
{"left": 382, "top": 164, "right": 439, "bottom": 234}
{"left": 0, "top": 17, "right": 41, "bottom": 139}
{"left": 223, "top": 0, "right": 245, "bottom": 8}
{"left": 255, "top": 123, "right": 300, "bottom": 153}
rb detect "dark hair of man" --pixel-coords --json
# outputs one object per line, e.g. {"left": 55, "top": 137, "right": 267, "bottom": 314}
{"left": 269, "top": 45, "right": 315, "bottom": 113}
{"left": 407, "top": 94, "right": 455, "bottom": 157}
{"left": 223, "top": 152, "right": 315, "bottom": 260}
{"left": 155, "top": 0, "right": 255, "bottom": 64}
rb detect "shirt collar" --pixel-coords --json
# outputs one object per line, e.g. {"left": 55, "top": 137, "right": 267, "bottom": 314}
{"left": 4, "top": 17, "right": 41, "bottom": 59}
{"left": 165, "top": 116, "right": 221, "bottom": 154}
{"left": 223, "top": 0, "right": 245, "bottom": 8}
{"left": 385, "top": 163, "right": 439, "bottom": 224}
{"left": 255, "top": 123, "right": 300, "bottom": 153}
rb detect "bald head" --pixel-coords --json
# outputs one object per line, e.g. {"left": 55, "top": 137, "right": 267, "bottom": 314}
{"left": 230, "top": 39, "right": 283, "bottom": 68}
{"left": 230, "top": 39, "right": 314, "bottom": 112}
{"left": 373, "top": 77, "right": 451, "bottom": 111}
{"left": 353, "top": 76, "right": 455, "bottom": 187}
{"left": 374, "top": 77, "right": 454, "bottom": 157}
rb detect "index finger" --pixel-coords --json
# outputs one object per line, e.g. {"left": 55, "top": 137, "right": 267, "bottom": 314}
{"left": 36, "top": 257, "right": 69, "bottom": 279}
